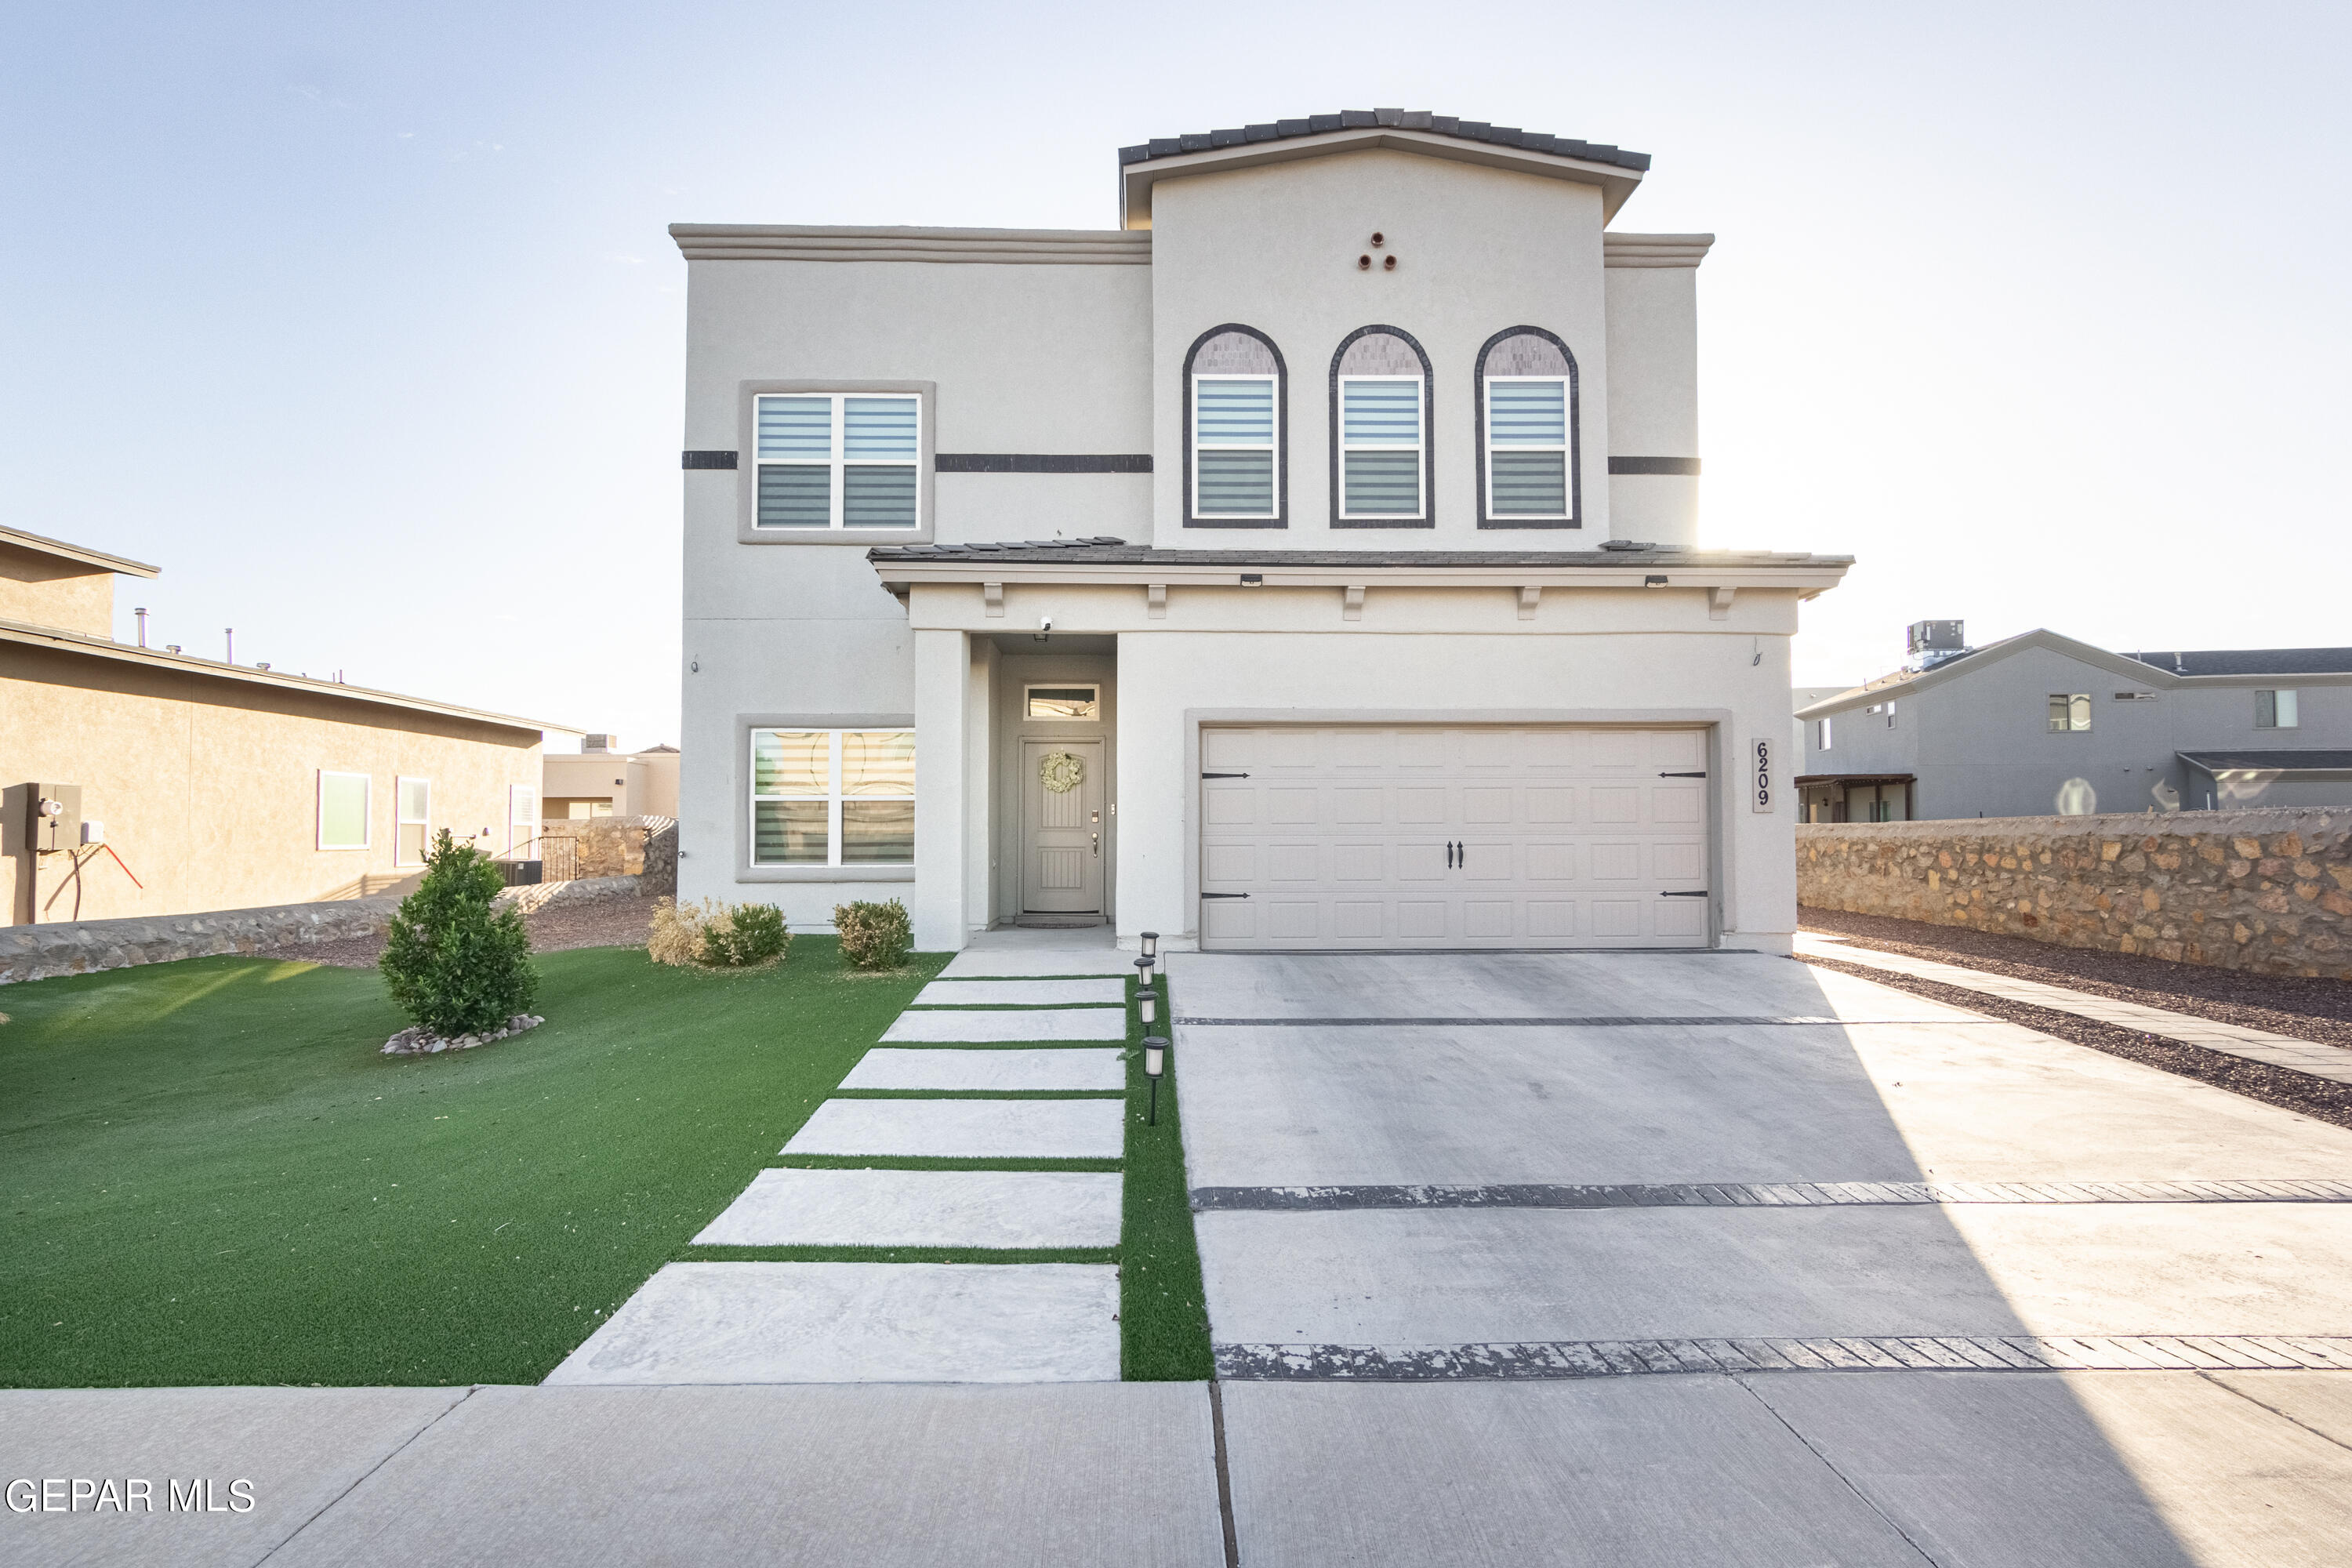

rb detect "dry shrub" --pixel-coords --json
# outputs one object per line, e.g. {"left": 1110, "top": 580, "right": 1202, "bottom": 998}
{"left": 649, "top": 897, "right": 790, "bottom": 970}
{"left": 649, "top": 897, "right": 718, "bottom": 967}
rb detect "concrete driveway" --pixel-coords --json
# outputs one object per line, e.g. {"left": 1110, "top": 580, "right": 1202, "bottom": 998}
{"left": 1172, "top": 948, "right": 2352, "bottom": 1566}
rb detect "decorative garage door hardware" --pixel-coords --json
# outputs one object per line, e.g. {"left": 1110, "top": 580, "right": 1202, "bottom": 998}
{"left": 1200, "top": 771, "right": 1249, "bottom": 779}
{"left": 1188, "top": 1178, "right": 2352, "bottom": 1212}
{"left": 1200, "top": 891, "right": 1250, "bottom": 899}
{"left": 1661, "top": 889, "right": 1710, "bottom": 897}
{"left": 1658, "top": 770, "right": 1707, "bottom": 777}
{"left": 1176, "top": 1014, "right": 1860, "bottom": 1026}
{"left": 1214, "top": 1336, "right": 2352, "bottom": 1381}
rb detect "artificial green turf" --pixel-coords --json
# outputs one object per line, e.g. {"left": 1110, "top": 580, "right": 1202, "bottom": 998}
{"left": 1119, "top": 971, "right": 1214, "bottom": 1381}
{"left": 0, "top": 938, "right": 943, "bottom": 1388}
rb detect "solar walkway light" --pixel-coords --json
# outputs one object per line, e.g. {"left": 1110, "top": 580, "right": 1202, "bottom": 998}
{"left": 1134, "top": 953, "right": 1156, "bottom": 988}
{"left": 1137, "top": 988, "right": 1157, "bottom": 1030}
{"left": 1142, "top": 1034, "right": 1169, "bottom": 1125}
{"left": 1140, "top": 931, "right": 1160, "bottom": 960}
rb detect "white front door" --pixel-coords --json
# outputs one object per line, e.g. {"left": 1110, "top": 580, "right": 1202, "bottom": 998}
{"left": 1199, "top": 725, "right": 1711, "bottom": 949}
{"left": 1022, "top": 739, "right": 1105, "bottom": 913}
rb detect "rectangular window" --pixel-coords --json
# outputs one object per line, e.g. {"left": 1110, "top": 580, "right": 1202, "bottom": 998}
{"left": 1338, "top": 376, "right": 1423, "bottom": 517}
{"left": 1192, "top": 376, "right": 1276, "bottom": 517}
{"left": 1486, "top": 377, "right": 1569, "bottom": 517}
{"left": 318, "top": 771, "right": 370, "bottom": 851}
{"left": 395, "top": 777, "right": 431, "bottom": 866}
{"left": 1816, "top": 717, "right": 1832, "bottom": 750}
{"left": 754, "top": 393, "right": 921, "bottom": 529}
{"left": 1025, "top": 685, "right": 1100, "bottom": 720}
{"left": 2048, "top": 694, "right": 2092, "bottom": 732}
{"left": 751, "top": 728, "right": 914, "bottom": 867}
{"left": 2256, "top": 689, "right": 2299, "bottom": 729}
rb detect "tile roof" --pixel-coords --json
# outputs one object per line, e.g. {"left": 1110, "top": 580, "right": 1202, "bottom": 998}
{"left": 1119, "top": 110, "right": 1650, "bottom": 173}
{"left": 2124, "top": 648, "right": 2352, "bottom": 677}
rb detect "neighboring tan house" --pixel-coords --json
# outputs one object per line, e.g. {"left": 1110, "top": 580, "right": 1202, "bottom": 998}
{"left": 543, "top": 738, "right": 681, "bottom": 820}
{"left": 3, "top": 524, "right": 557, "bottom": 925}
{"left": 673, "top": 108, "right": 1851, "bottom": 953}
{"left": 1795, "top": 624, "right": 2352, "bottom": 822}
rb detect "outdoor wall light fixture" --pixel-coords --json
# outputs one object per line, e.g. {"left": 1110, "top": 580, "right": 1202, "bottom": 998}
{"left": 1140, "top": 931, "right": 1159, "bottom": 960}
{"left": 1142, "top": 1034, "right": 1169, "bottom": 1124}
{"left": 1643, "top": 575, "right": 1669, "bottom": 587}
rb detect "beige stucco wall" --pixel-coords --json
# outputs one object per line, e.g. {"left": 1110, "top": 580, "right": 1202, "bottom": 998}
{"left": 0, "top": 543, "right": 116, "bottom": 637}
{"left": 1149, "top": 148, "right": 1613, "bottom": 545}
{"left": 2, "top": 644, "right": 543, "bottom": 925}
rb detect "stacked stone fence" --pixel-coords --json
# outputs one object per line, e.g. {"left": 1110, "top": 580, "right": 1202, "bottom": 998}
{"left": 533, "top": 815, "right": 676, "bottom": 892}
{"left": 1797, "top": 808, "right": 2352, "bottom": 979}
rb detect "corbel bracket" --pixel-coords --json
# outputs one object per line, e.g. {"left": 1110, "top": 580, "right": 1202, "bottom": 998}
{"left": 982, "top": 582, "right": 1004, "bottom": 617}
{"left": 1146, "top": 583, "right": 1167, "bottom": 619}
{"left": 1342, "top": 585, "right": 1365, "bottom": 622}
{"left": 1518, "top": 586, "right": 1541, "bottom": 622}
{"left": 1709, "top": 586, "right": 1736, "bottom": 621}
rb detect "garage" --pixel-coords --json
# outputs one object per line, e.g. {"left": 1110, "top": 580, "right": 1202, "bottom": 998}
{"left": 1199, "top": 725, "right": 1712, "bottom": 949}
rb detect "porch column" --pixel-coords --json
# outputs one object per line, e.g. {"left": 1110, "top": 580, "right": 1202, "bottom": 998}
{"left": 911, "top": 628, "right": 970, "bottom": 952}
{"left": 965, "top": 637, "right": 997, "bottom": 935}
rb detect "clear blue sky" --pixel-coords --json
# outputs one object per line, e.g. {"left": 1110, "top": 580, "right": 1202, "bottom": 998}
{"left": 5, "top": 2, "right": 2346, "bottom": 747}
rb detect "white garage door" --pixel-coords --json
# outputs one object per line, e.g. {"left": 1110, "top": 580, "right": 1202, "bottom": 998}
{"left": 1199, "top": 726, "right": 1711, "bottom": 950}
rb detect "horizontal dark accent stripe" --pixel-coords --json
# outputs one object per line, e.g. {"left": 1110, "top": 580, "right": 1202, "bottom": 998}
{"left": 935, "top": 453, "right": 1153, "bottom": 474}
{"left": 1214, "top": 1335, "right": 2352, "bottom": 1381}
{"left": 1608, "top": 456, "right": 1701, "bottom": 476}
{"left": 1175, "top": 1014, "right": 1848, "bottom": 1027}
{"left": 1189, "top": 1178, "right": 2352, "bottom": 1212}
{"left": 681, "top": 450, "right": 739, "bottom": 470}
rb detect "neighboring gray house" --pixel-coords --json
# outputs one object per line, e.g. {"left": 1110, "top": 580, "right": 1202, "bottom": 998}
{"left": 1795, "top": 626, "right": 2352, "bottom": 822}
{"left": 673, "top": 109, "right": 1853, "bottom": 953}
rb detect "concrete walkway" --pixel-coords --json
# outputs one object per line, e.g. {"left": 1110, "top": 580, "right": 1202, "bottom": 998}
{"left": 1795, "top": 931, "right": 2352, "bottom": 1083}
{"left": 547, "top": 933, "right": 1133, "bottom": 1385}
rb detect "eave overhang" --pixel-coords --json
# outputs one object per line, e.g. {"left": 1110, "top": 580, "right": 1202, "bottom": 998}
{"left": 0, "top": 524, "right": 160, "bottom": 579}
{"left": 1120, "top": 126, "right": 1646, "bottom": 228}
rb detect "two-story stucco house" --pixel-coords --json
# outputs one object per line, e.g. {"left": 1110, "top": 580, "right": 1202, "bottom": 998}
{"left": 673, "top": 109, "right": 1849, "bottom": 953}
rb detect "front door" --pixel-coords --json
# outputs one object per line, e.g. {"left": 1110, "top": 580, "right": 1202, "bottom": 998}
{"left": 1022, "top": 739, "right": 1105, "bottom": 913}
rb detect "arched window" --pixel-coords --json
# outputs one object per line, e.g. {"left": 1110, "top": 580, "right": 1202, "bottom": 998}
{"left": 1475, "top": 327, "right": 1581, "bottom": 529}
{"left": 1184, "top": 325, "right": 1286, "bottom": 528}
{"left": 1329, "top": 326, "right": 1434, "bottom": 528}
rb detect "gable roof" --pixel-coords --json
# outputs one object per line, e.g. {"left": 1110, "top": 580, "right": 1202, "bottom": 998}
{"left": 1118, "top": 108, "right": 1649, "bottom": 227}
{"left": 2123, "top": 648, "right": 2352, "bottom": 677}
{"left": 0, "top": 524, "right": 160, "bottom": 579}
{"left": 1797, "top": 628, "right": 2352, "bottom": 720}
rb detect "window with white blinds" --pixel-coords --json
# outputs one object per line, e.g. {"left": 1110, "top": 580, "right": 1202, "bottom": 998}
{"left": 754, "top": 394, "right": 921, "bottom": 529}
{"left": 1484, "top": 378, "right": 1570, "bottom": 518}
{"left": 751, "top": 729, "right": 915, "bottom": 867}
{"left": 1338, "top": 377, "right": 1424, "bottom": 518}
{"left": 1192, "top": 376, "right": 1277, "bottom": 517}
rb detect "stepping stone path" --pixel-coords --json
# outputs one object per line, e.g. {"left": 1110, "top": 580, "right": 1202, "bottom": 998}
{"left": 550, "top": 942, "right": 1137, "bottom": 1385}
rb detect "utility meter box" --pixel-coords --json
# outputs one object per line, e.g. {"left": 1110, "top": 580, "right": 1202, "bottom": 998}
{"left": 29, "top": 782, "right": 82, "bottom": 854}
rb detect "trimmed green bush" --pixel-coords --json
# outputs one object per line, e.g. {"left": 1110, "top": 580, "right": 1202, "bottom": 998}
{"left": 703, "top": 902, "right": 789, "bottom": 967}
{"left": 833, "top": 898, "right": 913, "bottom": 971}
{"left": 379, "top": 829, "right": 536, "bottom": 1037}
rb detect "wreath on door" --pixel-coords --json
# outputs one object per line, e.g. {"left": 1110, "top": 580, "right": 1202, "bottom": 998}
{"left": 1040, "top": 751, "right": 1085, "bottom": 794}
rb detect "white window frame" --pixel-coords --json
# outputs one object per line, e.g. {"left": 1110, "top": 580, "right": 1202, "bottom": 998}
{"left": 318, "top": 770, "right": 371, "bottom": 851}
{"left": 2256, "top": 689, "right": 2299, "bottom": 729}
{"left": 1024, "top": 684, "right": 1102, "bottom": 721}
{"left": 1189, "top": 373, "right": 1279, "bottom": 520}
{"left": 394, "top": 776, "right": 432, "bottom": 866}
{"left": 507, "top": 785, "right": 537, "bottom": 855}
{"left": 1483, "top": 375, "right": 1572, "bottom": 521}
{"left": 749, "top": 728, "right": 916, "bottom": 869}
{"left": 1336, "top": 374, "right": 1425, "bottom": 520}
{"left": 753, "top": 392, "right": 924, "bottom": 531}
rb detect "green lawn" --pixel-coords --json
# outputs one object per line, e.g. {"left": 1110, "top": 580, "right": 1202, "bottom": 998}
{"left": 1, "top": 938, "right": 1211, "bottom": 1387}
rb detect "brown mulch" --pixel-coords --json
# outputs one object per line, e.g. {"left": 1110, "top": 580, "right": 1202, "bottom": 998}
{"left": 262, "top": 896, "right": 659, "bottom": 971}
{"left": 1799, "top": 906, "right": 2352, "bottom": 1049}
{"left": 1796, "top": 952, "right": 2352, "bottom": 1134}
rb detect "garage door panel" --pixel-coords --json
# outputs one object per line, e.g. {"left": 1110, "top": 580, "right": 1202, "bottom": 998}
{"left": 1200, "top": 726, "right": 1712, "bottom": 951}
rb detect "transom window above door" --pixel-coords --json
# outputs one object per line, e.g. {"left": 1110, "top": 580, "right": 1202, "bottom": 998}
{"left": 1025, "top": 685, "right": 1099, "bottom": 720}
{"left": 750, "top": 728, "right": 915, "bottom": 866}
{"left": 754, "top": 393, "right": 921, "bottom": 529}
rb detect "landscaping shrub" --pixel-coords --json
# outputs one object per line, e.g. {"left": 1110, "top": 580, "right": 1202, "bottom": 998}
{"left": 379, "top": 829, "right": 536, "bottom": 1038}
{"left": 833, "top": 898, "right": 913, "bottom": 971}
{"left": 648, "top": 897, "right": 790, "bottom": 969}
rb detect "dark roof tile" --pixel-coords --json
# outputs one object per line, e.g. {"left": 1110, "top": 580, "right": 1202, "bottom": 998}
{"left": 2126, "top": 648, "right": 2352, "bottom": 677}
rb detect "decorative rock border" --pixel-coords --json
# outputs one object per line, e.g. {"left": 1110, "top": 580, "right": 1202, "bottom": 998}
{"left": 383, "top": 1014, "right": 544, "bottom": 1056}
{"left": 1798, "top": 808, "right": 2352, "bottom": 978}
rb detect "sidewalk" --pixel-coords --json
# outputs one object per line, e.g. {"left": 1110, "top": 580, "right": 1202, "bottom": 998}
{"left": 1795, "top": 932, "right": 2352, "bottom": 1087}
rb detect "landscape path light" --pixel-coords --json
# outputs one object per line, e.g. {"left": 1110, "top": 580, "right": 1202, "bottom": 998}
{"left": 1142, "top": 1034, "right": 1169, "bottom": 1125}
{"left": 1140, "top": 931, "right": 1159, "bottom": 960}
{"left": 1135, "top": 953, "right": 1156, "bottom": 989}
{"left": 1136, "top": 988, "right": 1156, "bottom": 1031}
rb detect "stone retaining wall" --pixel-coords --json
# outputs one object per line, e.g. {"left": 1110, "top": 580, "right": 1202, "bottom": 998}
{"left": 537, "top": 815, "right": 677, "bottom": 892}
{"left": 1, "top": 874, "right": 644, "bottom": 986}
{"left": 1797, "top": 809, "right": 2352, "bottom": 978}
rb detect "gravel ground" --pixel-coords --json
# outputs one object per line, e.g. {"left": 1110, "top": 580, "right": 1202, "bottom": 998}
{"left": 1800, "top": 905, "right": 2352, "bottom": 1048}
{"left": 261, "top": 895, "right": 658, "bottom": 971}
{"left": 1797, "top": 952, "right": 2352, "bottom": 1134}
